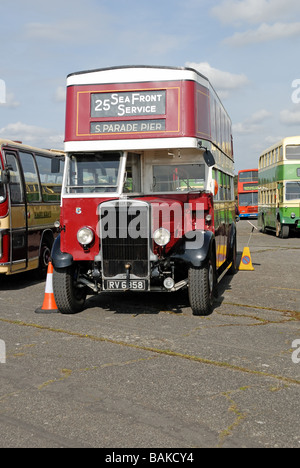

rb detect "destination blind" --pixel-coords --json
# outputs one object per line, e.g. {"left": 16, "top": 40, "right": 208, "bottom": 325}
{"left": 91, "top": 90, "right": 166, "bottom": 118}
{"left": 91, "top": 120, "right": 166, "bottom": 134}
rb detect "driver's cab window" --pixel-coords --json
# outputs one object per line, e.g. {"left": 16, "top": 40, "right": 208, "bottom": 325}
{"left": 152, "top": 164, "right": 205, "bottom": 192}
{"left": 123, "top": 153, "right": 141, "bottom": 193}
{"left": 5, "top": 152, "right": 24, "bottom": 204}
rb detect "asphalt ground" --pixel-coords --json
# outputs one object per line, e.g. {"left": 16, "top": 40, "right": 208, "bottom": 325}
{"left": 0, "top": 220, "right": 299, "bottom": 449}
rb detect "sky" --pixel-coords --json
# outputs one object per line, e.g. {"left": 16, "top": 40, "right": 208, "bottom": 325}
{"left": 1, "top": 0, "right": 300, "bottom": 172}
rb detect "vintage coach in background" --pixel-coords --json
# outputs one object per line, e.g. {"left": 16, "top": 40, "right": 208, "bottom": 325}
{"left": 0, "top": 140, "right": 64, "bottom": 276}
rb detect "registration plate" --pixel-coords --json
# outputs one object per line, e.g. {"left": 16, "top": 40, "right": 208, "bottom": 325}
{"left": 104, "top": 280, "right": 148, "bottom": 291}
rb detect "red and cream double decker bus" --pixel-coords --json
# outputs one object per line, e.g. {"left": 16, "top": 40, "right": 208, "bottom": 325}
{"left": 237, "top": 169, "right": 258, "bottom": 218}
{"left": 52, "top": 66, "right": 237, "bottom": 316}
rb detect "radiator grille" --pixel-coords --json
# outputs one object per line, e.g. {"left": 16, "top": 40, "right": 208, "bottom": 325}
{"left": 99, "top": 200, "right": 150, "bottom": 278}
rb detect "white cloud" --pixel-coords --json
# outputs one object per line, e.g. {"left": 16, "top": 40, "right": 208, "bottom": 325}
{"left": 185, "top": 61, "right": 249, "bottom": 98}
{"left": 224, "top": 22, "right": 300, "bottom": 46}
{"left": 264, "top": 135, "right": 284, "bottom": 145}
{"left": 233, "top": 109, "right": 272, "bottom": 134}
{"left": 280, "top": 108, "right": 300, "bottom": 126}
{"left": 54, "top": 86, "right": 66, "bottom": 103}
{"left": 24, "top": 10, "right": 113, "bottom": 45}
{"left": 211, "top": 0, "right": 300, "bottom": 25}
{"left": 250, "top": 109, "right": 272, "bottom": 123}
{"left": 0, "top": 92, "right": 20, "bottom": 108}
{"left": 0, "top": 122, "right": 63, "bottom": 149}
{"left": 25, "top": 20, "right": 85, "bottom": 43}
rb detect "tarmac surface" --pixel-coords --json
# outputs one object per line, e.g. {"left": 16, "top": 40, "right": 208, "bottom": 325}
{"left": 0, "top": 220, "right": 299, "bottom": 448}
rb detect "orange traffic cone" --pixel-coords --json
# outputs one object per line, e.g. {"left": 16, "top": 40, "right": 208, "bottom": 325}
{"left": 35, "top": 261, "right": 59, "bottom": 314}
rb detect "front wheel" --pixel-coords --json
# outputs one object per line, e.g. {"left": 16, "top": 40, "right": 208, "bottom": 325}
{"left": 276, "top": 220, "right": 289, "bottom": 239}
{"left": 53, "top": 265, "right": 87, "bottom": 314}
{"left": 37, "top": 241, "right": 52, "bottom": 278}
{"left": 188, "top": 258, "right": 216, "bottom": 316}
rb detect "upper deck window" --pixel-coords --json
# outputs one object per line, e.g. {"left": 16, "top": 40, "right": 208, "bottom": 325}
{"left": 239, "top": 171, "right": 258, "bottom": 182}
{"left": 152, "top": 164, "right": 205, "bottom": 193}
{"left": 286, "top": 145, "right": 300, "bottom": 160}
{"left": 67, "top": 152, "right": 122, "bottom": 194}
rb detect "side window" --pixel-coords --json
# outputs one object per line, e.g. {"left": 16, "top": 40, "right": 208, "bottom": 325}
{"left": 5, "top": 153, "right": 24, "bottom": 204}
{"left": 35, "top": 155, "right": 63, "bottom": 202}
{"left": 124, "top": 153, "right": 141, "bottom": 193}
{"left": 0, "top": 162, "right": 5, "bottom": 202}
{"left": 19, "top": 151, "right": 41, "bottom": 202}
{"left": 219, "top": 171, "right": 224, "bottom": 200}
{"left": 212, "top": 169, "right": 219, "bottom": 201}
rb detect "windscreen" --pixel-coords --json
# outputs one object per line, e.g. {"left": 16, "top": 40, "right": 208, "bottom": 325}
{"left": 239, "top": 192, "right": 258, "bottom": 206}
{"left": 66, "top": 152, "right": 122, "bottom": 194}
{"left": 152, "top": 164, "right": 205, "bottom": 192}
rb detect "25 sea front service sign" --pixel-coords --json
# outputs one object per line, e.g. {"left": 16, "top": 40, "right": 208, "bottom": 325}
{"left": 91, "top": 90, "right": 166, "bottom": 118}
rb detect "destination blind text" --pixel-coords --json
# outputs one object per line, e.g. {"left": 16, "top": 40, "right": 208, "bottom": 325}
{"left": 91, "top": 90, "right": 166, "bottom": 118}
{"left": 90, "top": 120, "right": 166, "bottom": 134}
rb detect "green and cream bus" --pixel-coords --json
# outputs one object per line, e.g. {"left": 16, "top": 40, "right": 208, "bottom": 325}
{"left": 258, "top": 136, "right": 300, "bottom": 238}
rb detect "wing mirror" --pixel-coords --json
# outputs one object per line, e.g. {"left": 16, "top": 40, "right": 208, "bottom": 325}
{"left": 0, "top": 167, "right": 11, "bottom": 185}
{"left": 203, "top": 149, "right": 216, "bottom": 167}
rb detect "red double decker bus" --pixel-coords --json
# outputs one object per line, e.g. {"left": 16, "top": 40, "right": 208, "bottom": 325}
{"left": 52, "top": 66, "right": 237, "bottom": 316}
{"left": 237, "top": 169, "right": 258, "bottom": 218}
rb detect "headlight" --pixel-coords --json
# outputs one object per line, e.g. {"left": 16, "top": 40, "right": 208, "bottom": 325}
{"left": 153, "top": 228, "right": 171, "bottom": 247}
{"left": 77, "top": 227, "right": 94, "bottom": 246}
{"left": 291, "top": 212, "right": 296, "bottom": 219}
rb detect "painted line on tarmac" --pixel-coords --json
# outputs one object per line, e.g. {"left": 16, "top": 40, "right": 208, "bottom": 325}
{"left": 0, "top": 317, "right": 299, "bottom": 387}
{"left": 222, "top": 301, "right": 300, "bottom": 316}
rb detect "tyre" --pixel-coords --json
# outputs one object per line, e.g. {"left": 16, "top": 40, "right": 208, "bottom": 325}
{"left": 281, "top": 225, "right": 289, "bottom": 239}
{"left": 53, "top": 265, "right": 87, "bottom": 314}
{"left": 188, "top": 258, "right": 216, "bottom": 316}
{"left": 36, "top": 241, "right": 52, "bottom": 279}
{"left": 261, "top": 215, "right": 267, "bottom": 234}
{"left": 276, "top": 220, "right": 289, "bottom": 239}
{"left": 228, "top": 235, "right": 238, "bottom": 275}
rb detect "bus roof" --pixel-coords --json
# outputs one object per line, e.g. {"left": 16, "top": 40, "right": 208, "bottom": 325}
{"left": 259, "top": 136, "right": 300, "bottom": 157}
{"left": 0, "top": 139, "right": 64, "bottom": 156}
{"left": 238, "top": 169, "right": 258, "bottom": 173}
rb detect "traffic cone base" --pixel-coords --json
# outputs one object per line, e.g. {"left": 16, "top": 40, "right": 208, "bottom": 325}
{"left": 239, "top": 247, "right": 255, "bottom": 271}
{"left": 35, "top": 261, "right": 59, "bottom": 314}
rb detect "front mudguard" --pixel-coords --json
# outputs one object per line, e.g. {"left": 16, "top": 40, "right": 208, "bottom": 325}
{"left": 169, "top": 230, "right": 215, "bottom": 269}
{"left": 51, "top": 235, "right": 73, "bottom": 269}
